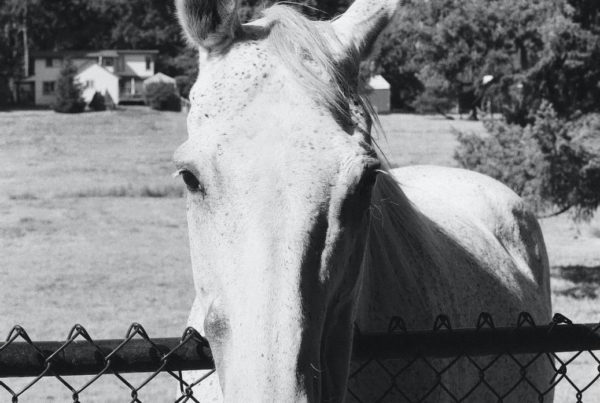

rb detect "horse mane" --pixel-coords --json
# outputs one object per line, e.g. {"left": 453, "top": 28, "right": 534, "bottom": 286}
{"left": 258, "top": 5, "right": 361, "bottom": 125}
{"left": 256, "top": 5, "right": 439, "bottom": 318}
{"left": 247, "top": 5, "right": 436, "bottom": 270}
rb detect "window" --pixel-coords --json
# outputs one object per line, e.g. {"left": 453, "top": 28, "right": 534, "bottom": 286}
{"left": 45, "top": 58, "right": 53, "bottom": 67}
{"left": 84, "top": 80, "right": 94, "bottom": 89}
{"left": 103, "top": 57, "right": 114, "bottom": 67}
{"left": 42, "top": 81, "right": 56, "bottom": 95}
{"left": 145, "top": 56, "right": 152, "bottom": 71}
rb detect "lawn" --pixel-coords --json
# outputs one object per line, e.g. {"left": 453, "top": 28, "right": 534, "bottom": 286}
{"left": 0, "top": 108, "right": 598, "bottom": 402}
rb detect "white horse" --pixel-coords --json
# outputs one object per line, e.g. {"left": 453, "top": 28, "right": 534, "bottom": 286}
{"left": 173, "top": 0, "right": 553, "bottom": 402}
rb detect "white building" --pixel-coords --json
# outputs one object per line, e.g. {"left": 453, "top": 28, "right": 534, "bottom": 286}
{"left": 15, "top": 49, "right": 159, "bottom": 106}
{"left": 365, "top": 75, "right": 391, "bottom": 114}
{"left": 143, "top": 72, "right": 177, "bottom": 88}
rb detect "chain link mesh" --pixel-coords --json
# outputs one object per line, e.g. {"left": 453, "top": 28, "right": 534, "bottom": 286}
{"left": 0, "top": 313, "right": 598, "bottom": 402}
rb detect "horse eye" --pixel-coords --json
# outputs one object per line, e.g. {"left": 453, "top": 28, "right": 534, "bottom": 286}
{"left": 180, "top": 170, "right": 202, "bottom": 193}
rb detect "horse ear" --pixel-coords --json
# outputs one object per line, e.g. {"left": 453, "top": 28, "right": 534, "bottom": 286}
{"left": 332, "top": 0, "right": 401, "bottom": 59}
{"left": 176, "top": 0, "right": 240, "bottom": 51}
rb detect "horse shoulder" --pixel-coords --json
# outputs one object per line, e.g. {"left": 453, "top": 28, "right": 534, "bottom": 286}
{"left": 391, "top": 165, "right": 551, "bottom": 310}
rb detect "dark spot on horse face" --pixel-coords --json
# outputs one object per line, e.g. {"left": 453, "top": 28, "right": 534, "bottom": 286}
{"left": 204, "top": 304, "right": 230, "bottom": 342}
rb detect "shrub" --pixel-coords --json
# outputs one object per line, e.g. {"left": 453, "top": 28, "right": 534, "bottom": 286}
{"left": 145, "top": 82, "right": 181, "bottom": 112}
{"left": 411, "top": 67, "right": 455, "bottom": 115}
{"left": 53, "top": 60, "right": 85, "bottom": 114}
{"left": 89, "top": 91, "right": 106, "bottom": 111}
{"left": 175, "top": 75, "right": 193, "bottom": 100}
{"left": 0, "top": 77, "right": 13, "bottom": 110}
{"left": 455, "top": 102, "right": 600, "bottom": 219}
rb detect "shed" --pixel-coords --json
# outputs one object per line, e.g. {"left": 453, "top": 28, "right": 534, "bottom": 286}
{"left": 365, "top": 75, "right": 391, "bottom": 114}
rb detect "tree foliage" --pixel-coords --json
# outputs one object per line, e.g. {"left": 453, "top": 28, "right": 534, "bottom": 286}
{"left": 370, "top": 0, "right": 600, "bottom": 219}
{"left": 0, "top": 0, "right": 350, "bottom": 101}
{"left": 455, "top": 103, "right": 600, "bottom": 220}
{"left": 374, "top": 0, "right": 600, "bottom": 117}
{"left": 53, "top": 59, "right": 85, "bottom": 113}
{"left": 145, "top": 82, "right": 181, "bottom": 112}
{"left": 0, "top": 1, "right": 25, "bottom": 78}
{"left": 0, "top": 0, "right": 27, "bottom": 105}
{"left": 89, "top": 91, "right": 107, "bottom": 112}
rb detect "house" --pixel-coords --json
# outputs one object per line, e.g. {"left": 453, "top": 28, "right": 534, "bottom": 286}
{"left": 15, "top": 49, "right": 159, "bottom": 106}
{"left": 143, "top": 72, "right": 177, "bottom": 89}
{"left": 365, "top": 75, "right": 391, "bottom": 114}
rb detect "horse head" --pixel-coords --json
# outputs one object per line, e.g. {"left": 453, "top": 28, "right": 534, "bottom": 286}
{"left": 174, "top": 1, "right": 399, "bottom": 401}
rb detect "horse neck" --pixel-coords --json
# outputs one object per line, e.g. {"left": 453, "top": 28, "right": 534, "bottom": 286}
{"left": 355, "top": 172, "right": 447, "bottom": 332}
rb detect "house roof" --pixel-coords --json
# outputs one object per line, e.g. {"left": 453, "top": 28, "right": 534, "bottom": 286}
{"left": 88, "top": 50, "right": 120, "bottom": 58}
{"left": 143, "top": 72, "right": 176, "bottom": 85}
{"left": 367, "top": 75, "right": 391, "bottom": 90}
{"left": 76, "top": 61, "right": 118, "bottom": 78}
{"left": 76, "top": 60, "right": 97, "bottom": 73}
{"left": 31, "top": 49, "right": 159, "bottom": 59}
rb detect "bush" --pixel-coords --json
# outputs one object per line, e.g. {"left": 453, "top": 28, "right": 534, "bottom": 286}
{"left": 145, "top": 82, "right": 181, "bottom": 112}
{"left": 89, "top": 91, "right": 106, "bottom": 111}
{"left": 0, "top": 77, "right": 13, "bottom": 110}
{"left": 411, "top": 67, "right": 456, "bottom": 115}
{"left": 455, "top": 102, "right": 600, "bottom": 219}
{"left": 53, "top": 60, "right": 85, "bottom": 114}
{"left": 175, "top": 75, "right": 193, "bottom": 100}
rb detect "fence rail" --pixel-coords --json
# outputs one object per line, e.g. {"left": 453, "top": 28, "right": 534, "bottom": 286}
{"left": 1, "top": 313, "right": 599, "bottom": 402}
{"left": 352, "top": 313, "right": 600, "bottom": 360}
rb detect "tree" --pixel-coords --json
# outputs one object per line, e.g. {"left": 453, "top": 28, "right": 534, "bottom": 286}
{"left": 568, "top": 0, "right": 600, "bottom": 31}
{"left": 373, "top": 0, "right": 570, "bottom": 115}
{"left": 411, "top": 67, "right": 454, "bottom": 115}
{"left": 455, "top": 103, "right": 600, "bottom": 219}
{"left": 0, "top": 0, "right": 353, "bottom": 104}
{"left": 0, "top": 0, "right": 29, "bottom": 106}
{"left": 26, "top": 0, "right": 112, "bottom": 51}
{"left": 53, "top": 59, "right": 85, "bottom": 113}
{"left": 89, "top": 91, "right": 107, "bottom": 111}
{"left": 433, "top": 0, "right": 600, "bottom": 219}
{"left": 520, "top": 13, "right": 600, "bottom": 122}
{"left": 175, "top": 75, "right": 193, "bottom": 100}
{"left": 145, "top": 82, "right": 181, "bottom": 112}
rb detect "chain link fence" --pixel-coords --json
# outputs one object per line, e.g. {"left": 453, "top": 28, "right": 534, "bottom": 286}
{"left": 1, "top": 313, "right": 599, "bottom": 402}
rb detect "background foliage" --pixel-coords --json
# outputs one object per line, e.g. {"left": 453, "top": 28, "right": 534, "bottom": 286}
{"left": 89, "top": 91, "right": 107, "bottom": 112}
{"left": 0, "top": 0, "right": 349, "bottom": 91}
{"left": 145, "top": 82, "right": 181, "bottom": 112}
{"left": 52, "top": 59, "right": 85, "bottom": 113}
{"left": 373, "top": 0, "right": 600, "bottom": 119}
{"left": 1, "top": 0, "right": 598, "bottom": 218}
{"left": 444, "top": 0, "right": 600, "bottom": 219}
{"left": 455, "top": 104, "right": 600, "bottom": 219}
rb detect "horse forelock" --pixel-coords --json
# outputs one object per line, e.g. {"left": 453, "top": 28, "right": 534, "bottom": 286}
{"left": 254, "top": 7, "right": 414, "bottom": 276}
{"left": 254, "top": 5, "right": 375, "bottom": 130}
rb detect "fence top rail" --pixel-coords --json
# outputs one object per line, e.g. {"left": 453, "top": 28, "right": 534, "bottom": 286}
{"left": 1, "top": 313, "right": 599, "bottom": 378}
{"left": 352, "top": 321, "right": 600, "bottom": 360}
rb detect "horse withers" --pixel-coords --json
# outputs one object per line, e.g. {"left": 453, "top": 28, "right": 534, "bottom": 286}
{"left": 173, "top": 0, "right": 553, "bottom": 402}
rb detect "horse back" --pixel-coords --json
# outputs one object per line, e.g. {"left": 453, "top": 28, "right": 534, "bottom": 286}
{"left": 350, "top": 165, "right": 554, "bottom": 403}
{"left": 391, "top": 164, "right": 551, "bottom": 322}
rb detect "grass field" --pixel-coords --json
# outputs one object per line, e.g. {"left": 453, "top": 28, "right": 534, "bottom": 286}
{"left": 1, "top": 108, "right": 599, "bottom": 402}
